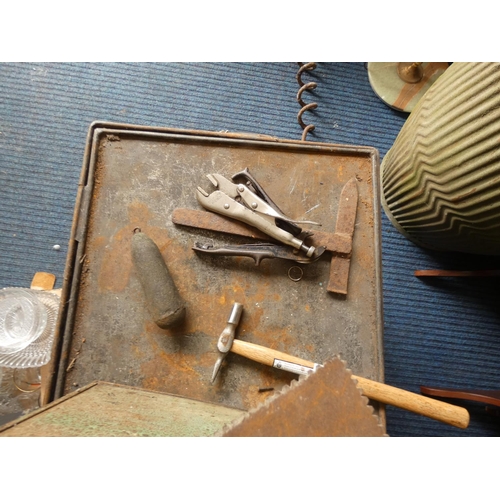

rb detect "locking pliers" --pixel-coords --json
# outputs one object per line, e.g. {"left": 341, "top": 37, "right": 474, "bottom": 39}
{"left": 196, "top": 172, "right": 323, "bottom": 260}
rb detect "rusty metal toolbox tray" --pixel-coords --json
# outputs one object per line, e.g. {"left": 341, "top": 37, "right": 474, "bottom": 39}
{"left": 50, "top": 122, "right": 384, "bottom": 419}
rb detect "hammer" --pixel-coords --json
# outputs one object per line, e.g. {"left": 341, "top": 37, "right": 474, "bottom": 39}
{"left": 211, "top": 303, "right": 470, "bottom": 429}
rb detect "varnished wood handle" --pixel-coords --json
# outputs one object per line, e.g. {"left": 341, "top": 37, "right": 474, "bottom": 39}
{"left": 232, "top": 339, "right": 317, "bottom": 368}
{"left": 230, "top": 339, "right": 470, "bottom": 429}
{"left": 352, "top": 375, "right": 469, "bottom": 429}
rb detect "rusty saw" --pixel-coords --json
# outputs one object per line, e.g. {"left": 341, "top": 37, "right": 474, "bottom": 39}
{"left": 220, "top": 357, "right": 387, "bottom": 437}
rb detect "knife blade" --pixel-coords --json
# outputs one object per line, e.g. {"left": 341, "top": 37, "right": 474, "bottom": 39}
{"left": 326, "top": 178, "right": 358, "bottom": 295}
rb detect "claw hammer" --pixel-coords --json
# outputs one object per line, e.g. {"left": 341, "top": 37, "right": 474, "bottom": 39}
{"left": 211, "top": 303, "right": 470, "bottom": 429}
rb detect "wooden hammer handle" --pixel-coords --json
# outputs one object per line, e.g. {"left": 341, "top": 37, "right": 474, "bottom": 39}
{"left": 352, "top": 375, "right": 470, "bottom": 430}
{"left": 231, "top": 339, "right": 317, "bottom": 369}
{"left": 230, "top": 339, "right": 470, "bottom": 429}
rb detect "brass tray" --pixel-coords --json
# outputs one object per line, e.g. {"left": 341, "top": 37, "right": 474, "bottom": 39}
{"left": 50, "top": 122, "right": 384, "bottom": 420}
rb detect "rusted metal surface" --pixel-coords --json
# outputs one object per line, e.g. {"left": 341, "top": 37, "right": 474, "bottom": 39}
{"left": 332, "top": 178, "right": 358, "bottom": 251}
{"left": 221, "top": 358, "right": 387, "bottom": 437}
{"left": 326, "top": 177, "right": 357, "bottom": 294}
{"left": 51, "top": 122, "right": 384, "bottom": 427}
{"left": 172, "top": 208, "right": 353, "bottom": 255}
{"left": 327, "top": 255, "right": 353, "bottom": 295}
{"left": 0, "top": 382, "right": 244, "bottom": 437}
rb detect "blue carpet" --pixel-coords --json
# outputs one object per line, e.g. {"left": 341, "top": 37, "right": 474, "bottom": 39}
{"left": 1, "top": 62, "right": 499, "bottom": 436}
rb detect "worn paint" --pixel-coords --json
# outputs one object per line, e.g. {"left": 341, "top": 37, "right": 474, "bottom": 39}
{"left": 1, "top": 383, "right": 244, "bottom": 437}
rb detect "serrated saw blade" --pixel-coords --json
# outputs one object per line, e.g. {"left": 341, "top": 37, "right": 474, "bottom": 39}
{"left": 219, "top": 357, "right": 387, "bottom": 437}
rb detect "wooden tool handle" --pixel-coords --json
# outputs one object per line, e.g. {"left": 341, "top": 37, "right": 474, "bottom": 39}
{"left": 231, "top": 339, "right": 317, "bottom": 369}
{"left": 230, "top": 339, "right": 470, "bottom": 429}
{"left": 352, "top": 375, "right": 470, "bottom": 429}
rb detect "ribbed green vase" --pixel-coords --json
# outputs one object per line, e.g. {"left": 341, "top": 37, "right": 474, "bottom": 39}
{"left": 381, "top": 62, "right": 500, "bottom": 255}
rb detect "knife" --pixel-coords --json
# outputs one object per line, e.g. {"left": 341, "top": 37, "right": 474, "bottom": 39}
{"left": 327, "top": 177, "right": 358, "bottom": 295}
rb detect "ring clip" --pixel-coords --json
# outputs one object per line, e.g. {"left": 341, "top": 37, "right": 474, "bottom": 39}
{"left": 288, "top": 266, "right": 303, "bottom": 282}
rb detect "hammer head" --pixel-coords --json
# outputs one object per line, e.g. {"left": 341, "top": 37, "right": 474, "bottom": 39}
{"left": 211, "top": 302, "right": 244, "bottom": 383}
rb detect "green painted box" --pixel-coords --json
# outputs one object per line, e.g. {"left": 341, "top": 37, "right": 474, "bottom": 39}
{"left": 0, "top": 381, "right": 245, "bottom": 437}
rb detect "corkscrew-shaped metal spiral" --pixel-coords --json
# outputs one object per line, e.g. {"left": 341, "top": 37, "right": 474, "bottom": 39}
{"left": 296, "top": 62, "right": 318, "bottom": 141}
